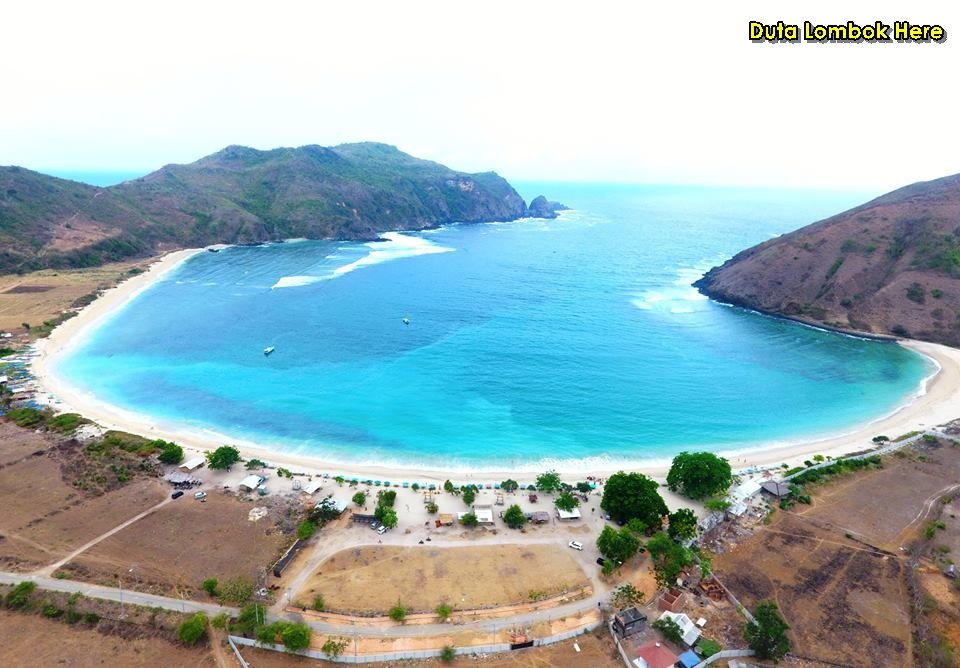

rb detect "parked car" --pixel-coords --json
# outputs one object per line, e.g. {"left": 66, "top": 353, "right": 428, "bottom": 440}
{"left": 377, "top": 525, "right": 387, "bottom": 535}
{"left": 596, "top": 557, "right": 606, "bottom": 566}
{"left": 194, "top": 491, "right": 207, "bottom": 500}
{"left": 171, "top": 491, "right": 184, "bottom": 499}
{"left": 568, "top": 540, "right": 583, "bottom": 551}
{"left": 370, "top": 521, "right": 382, "bottom": 530}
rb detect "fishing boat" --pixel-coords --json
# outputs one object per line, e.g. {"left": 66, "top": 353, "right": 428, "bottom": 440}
{"left": 263, "top": 346, "right": 275, "bottom": 356}
{"left": 402, "top": 318, "right": 410, "bottom": 325}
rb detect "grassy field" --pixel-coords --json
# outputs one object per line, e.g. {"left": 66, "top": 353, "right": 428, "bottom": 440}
{"left": 297, "top": 544, "right": 590, "bottom": 615}
{"left": 714, "top": 441, "right": 960, "bottom": 667}
{"left": 0, "top": 260, "right": 145, "bottom": 333}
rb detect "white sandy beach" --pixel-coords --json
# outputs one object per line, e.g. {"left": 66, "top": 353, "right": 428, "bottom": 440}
{"left": 30, "top": 248, "right": 960, "bottom": 487}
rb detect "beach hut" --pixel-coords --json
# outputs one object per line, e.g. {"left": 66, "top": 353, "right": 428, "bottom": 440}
{"left": 301, "top": 480, "right": 323, "bottom": 495}
{"left": 473, "top": 505, "right": 495, "bottom": 524}
{"left": 402, "top": 482, "right": 409, "bottom": 488}
{"left": 556, "top": 507, "right": 581, "bottom": 521}
{"left": 179, "top": 456, "right": 206, "bottom": 471}
{"left": 239, "top": 474, "right": 265, "bottom": 492}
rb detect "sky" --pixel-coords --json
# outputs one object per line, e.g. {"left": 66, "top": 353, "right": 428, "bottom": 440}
{"left": 2, "top": 0, "right": 957, "bottom": 189}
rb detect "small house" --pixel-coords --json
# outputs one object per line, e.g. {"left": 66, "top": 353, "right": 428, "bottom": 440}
{"left": 473, "top": 505, "right": 495, "bottom": 524}
{"left": 612, "top": 606, "right": 647, "bottom": 637}
{"left": 301, "top": 480, "right": 323, "bottom": 495}
{"left": 529, "top": 511, "right": 551, "bottom": 524}
{"left": 658, "top": 611, "right": 700, "bottom": 646}
{"left": 632, "top": 641, "right": 678, "bottom": 668}
{"left": 556, "top": 507, "right": 582, "bottom": 521}
{"left": 239, "top": 474, "right": 265, "bottom": 492}
{"left": 760, "top": 480, "right": 791, "bottom": 499}
{"left": 179, "top": 456, "right": 206, "bottom": 471}
{"left": 438, "top": 513, "right": 455, "bottom": 526}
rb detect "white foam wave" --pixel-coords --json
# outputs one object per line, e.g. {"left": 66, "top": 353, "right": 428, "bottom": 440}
{"left": 271, "top": 232, "right": 455, "bottom": 289}
{"left": 272, "top": 275, "right": 323, "bottom": 288}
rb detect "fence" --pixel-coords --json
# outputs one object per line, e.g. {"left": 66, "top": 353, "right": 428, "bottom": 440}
{"left": 693, "top": 649, "right": 755, "bottom": 667}
{"left": 229, "top": 619, "right": 602, "bottom": 664}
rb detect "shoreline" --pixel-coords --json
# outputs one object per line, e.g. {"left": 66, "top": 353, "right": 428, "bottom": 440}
{"left": 29, "top": 247, "right": 960, "bottom": 484}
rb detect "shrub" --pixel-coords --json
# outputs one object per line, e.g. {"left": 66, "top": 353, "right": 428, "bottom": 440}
{"left": 460, "top": 512, "right": 478, "bottom": 527}
{"left": 280, "top": 623, "right": 311, "bottom": 652}
{"left": 297, "top": 520, "right": 316, "bottom": 540}
{"left": 177, "top": 613, "right": 208, "bottom": 646}
{"left": 322, "top": 637, "right": 349, "bottom": 658}
{"left": 219, "top": 576, "right": 254, "bottom": 605}
{"left": 698, "top": 637, "right": 722, "bottom": 657}
{"left": 436, "top": 602, "right": 453, "bottom": 621}
{"left": 611, "top": 583, "right": 644, "bottom": 609}
{"left": 42, "top": 604, "right": 63, "bottom": 618}
{"left": 389, "top": 603, "right": 407, "bottom": 622}
{"left": 352, "top": 491, "right": 367, "bottom": 507}
{"left": 313, "top": 594, "right": 325, "bottom": 611}
{"left": 211, "top": 612, "right": 229, "bottom": 629}
{"left": 246, "top": 458, "right": 266, "bottom": 469}
{"left": 201, "top": 578, "right": 219, "bottom": 597}
{"left": 156, "top": 441, "right": 184, "bottom": 464}
{"left": 425, "top": 502, "right": 439, "bottom": 514}
{"left": 5, "top": 581, "right": 36, "bottom": 608}
{"left": 906, "top": 282, "right": 926, "bottom": 304}
{"left": 440, "top": 645, "right": 456, "bottom": 662}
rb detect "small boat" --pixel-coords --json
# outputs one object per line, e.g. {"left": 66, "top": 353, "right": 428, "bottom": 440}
{"left": 402, "top": 318, "right": 410, "bottom": 325}
{"left": 263, "top": 346, "right": 275, "bottom": 356}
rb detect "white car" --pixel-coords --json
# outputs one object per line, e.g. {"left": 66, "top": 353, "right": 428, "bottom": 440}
{"left": 377, "top": 525, "right": 388, "bottom": 535}
{"left": 568, "top": 540, "right": 583, "bottom": 551}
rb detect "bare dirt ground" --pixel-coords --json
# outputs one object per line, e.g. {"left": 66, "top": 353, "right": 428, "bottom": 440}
{"left": 0, "top": 424, "right": 167, "bottom": 571}
{"left": 65, "top": 490, "right": 295, "bottom": 598}
{"left": 241, "top": 627, "right": 621, "bottom": 668}
{"left": 714, "top": 442, "right": 960, "bottom": 667}
{"left": 0, "top": 609, "right": 215, "bottom": 667}
{"left": 0, "top": 260, "right": 145, "bottom": 333}
{"left": 297, "top": 544, "right": 590, "bottom": 615}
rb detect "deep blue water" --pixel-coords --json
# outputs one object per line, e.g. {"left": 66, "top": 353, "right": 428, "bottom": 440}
{"left": 54, "top": 183, "right": 934, "bottom": 470}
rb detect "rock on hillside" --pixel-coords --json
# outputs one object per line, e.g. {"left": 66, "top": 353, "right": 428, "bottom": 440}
{"left": 694, "top": 173, "right": 960, "bottom": 346}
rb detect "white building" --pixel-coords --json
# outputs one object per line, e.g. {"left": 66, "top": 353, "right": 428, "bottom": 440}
{"left": 658, "top": 611, "right": 701, "bottom": 646}
{"left": 301, "top": 480, "right": 323, "bottom": 495}
{"left": 179, "top": 456, "right": 206, "bottom": 471}
{"left": 556, "top": 507, "right": 582, "bottom": 520}
{"left": 239, "top": 474, "right": 265, "bottom": 492}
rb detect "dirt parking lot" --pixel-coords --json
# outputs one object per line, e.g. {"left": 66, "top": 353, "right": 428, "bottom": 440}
{"left": 297, "top": 544, "right": 590, "bottom": 615}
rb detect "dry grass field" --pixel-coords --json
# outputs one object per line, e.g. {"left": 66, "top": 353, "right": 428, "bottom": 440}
{"left": 65, "top": 491, "right": 294, "bottom": 598}
{"left": 0, "top": 610, "right": 214, "bottom": 667}
{"left": 0, "top": 423, "right": 167, "bottom": 571}
{"left": 714, "top": 441, "right": 960, "bottom": 667}
{"left": 0, "top": 260, "right": 145, "bottom": 333}
{"left": 298, "top": 544, "right": 590, "bottom": 615}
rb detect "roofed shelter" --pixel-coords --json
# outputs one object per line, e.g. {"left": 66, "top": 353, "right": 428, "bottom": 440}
{"left": 760, "top": 480, "right": 791, "bottom": 498}
{"left": 633, "top": 641, "right": 678, "bottom": 668}
{"left": 179, "top": 456, "right": 205, "bottom": 471}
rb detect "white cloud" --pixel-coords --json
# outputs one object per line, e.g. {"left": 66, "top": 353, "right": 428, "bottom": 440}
{"left": 2, "top": 0, "right": 957, "bottom": 189}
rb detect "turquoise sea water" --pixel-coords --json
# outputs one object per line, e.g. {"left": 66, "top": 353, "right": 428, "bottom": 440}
{"left": 54, "top": 183, "right": 935, "bottom": 470}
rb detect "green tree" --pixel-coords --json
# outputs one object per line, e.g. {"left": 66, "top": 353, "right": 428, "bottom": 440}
{"left": 744, "top": 601, "right": 791, "bottom": 661}
{"left": 322, "top": 637, "right": 349, "bottom": 658}
{"left": 378, "top": 489, "right": 397, "bottom": 507}
{"left": 156, "top": 440, "right": 184, "bottom": 464}
{"left": 652, "top": 616, "right": 683, "bottom": 644}
{"left": 555, "top": 491, "right": 579, "bottom": 512}
{"left": 646, "top": 532, "right": 694, "bottom": 587}
{"left": 246, "top": 458, "right": 266, "bottom": 469}
{"left": 576, "top": 482, "right": 592, "bottom": 493}
{"left": 668, "top": 508, "right": 698, "bottom": 540}
{"left": 601, "top": 471, "right": 668, "bottom": 528}
{"left": 461, "top": 512, "right": 478, "bottom": 527}
{"left": 389, "top": 603, "right": 407, "bottom": 622}
{"left": 443, "top": 479, "right": 457, "bottom": 493}
{"left": 503, "top": 504, "right": 527, "bottom": 529}
{"left": 201, "top": 578, "right": 219, "bottom": 597}
{"left": 536, "top": 470, "right": 563, "bottom": 493}
{"left": 501, "top": 479, "right": 519, "bottom": 492}
{"left": 440, "top": 645, "right": 456, "bottom": 662}
{"left": 309, "top": 497, "right": 343, "bottom": 526}
{"left": 625, "top": 518, "right": 648, "bottom": 535}
{"left": 352, "top": 491, "right": 367, "bottom": 507}
{"left": 462, "top": 486, "right": 476, "bottom": 505}
{"left": 206, "top": 445, "right": 241, "bottom": 470}
{"left": 426, "top": 501, "right": 439, "bottom": 514}
{"left": 666, "top": 452, "right": 733, "bottom": 500}
{"left": 297, "top": 520, "right": 316, "bottom": 540}
{"left": 611, "top": 583, "right": 644, "bottom": 609}
{"left": 219, "top": 576, "right": 254, "bottom": 604}
{"left": 597, "top": 525, "right": 640, "bottom": 564}
{"left": 281, "top": 622, "right": 311, "bottom": 652}
{"left": 435, "top": 602, "right": 453, "bottom": 621}
{"left": 379, "top": 507, "right": 398, "bottom": 529}
{"left": 177, "top": 612, "right": 208, "bottom": 646}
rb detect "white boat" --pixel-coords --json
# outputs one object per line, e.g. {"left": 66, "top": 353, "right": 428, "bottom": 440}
{"left": 402, "top": 318, "right": 410, "bottom": 325}
{"left": 263, "top": 346, "right": 275, "bottom": 355}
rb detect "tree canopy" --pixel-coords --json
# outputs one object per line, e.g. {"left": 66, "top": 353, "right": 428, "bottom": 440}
{"left": 600, "top": 471, "right": 668, "bottom": 528}
{"left": 536, "top": 470, "right": 563, "bottom": 493}
{"left": 462, "top": 486, "right": 476, "bottom": 505}
{"left": 177, "top": 613, "right": 208, "bottom": 646}
{"left": 155, "top": 440, "right": 184, "bottom": 464}
{"left": 500, "top": 479, "right": 519, "bottom": 492}
{"left": 666, "top": 451, "right": 733, "bottom": 500}
{"left": 597, "top": 525, "right": 640, "bottom": 565}
{"left": 206, "top": 445, "right": 241, "bottom": 470}
{"left": 668, "top": 508, "right": 699, "bottom": 539}
{"left": 555, "top": 491, "right": 579, "bottom": 512}
{"left": 646, "top": 532, "right": 694, "bottom": 587}
{"left": 503, "top": 504, "right": 527, "bottom": 529}
{"left": 744, "top": 601, "right": 791, "bottom": 661}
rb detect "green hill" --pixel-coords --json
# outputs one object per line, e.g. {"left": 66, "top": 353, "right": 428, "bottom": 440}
{"left": 0, "top": 143, "right": 559, "bottom": 274}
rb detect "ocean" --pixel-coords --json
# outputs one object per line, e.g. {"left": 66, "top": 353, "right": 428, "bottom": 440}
{"left": 52, "top": 182, "right": 934, "bottom": 471}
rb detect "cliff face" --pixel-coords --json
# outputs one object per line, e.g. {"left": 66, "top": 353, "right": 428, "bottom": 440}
{"left": 0, "top": 143, "right": 561, "bottom": 273}
{"left": 695, "top": 173, "right": 960, "bottom": 346}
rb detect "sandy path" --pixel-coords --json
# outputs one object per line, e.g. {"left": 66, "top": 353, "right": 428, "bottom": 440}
{"left": 30, "top": 248, "right": 960, "bottom": 484}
